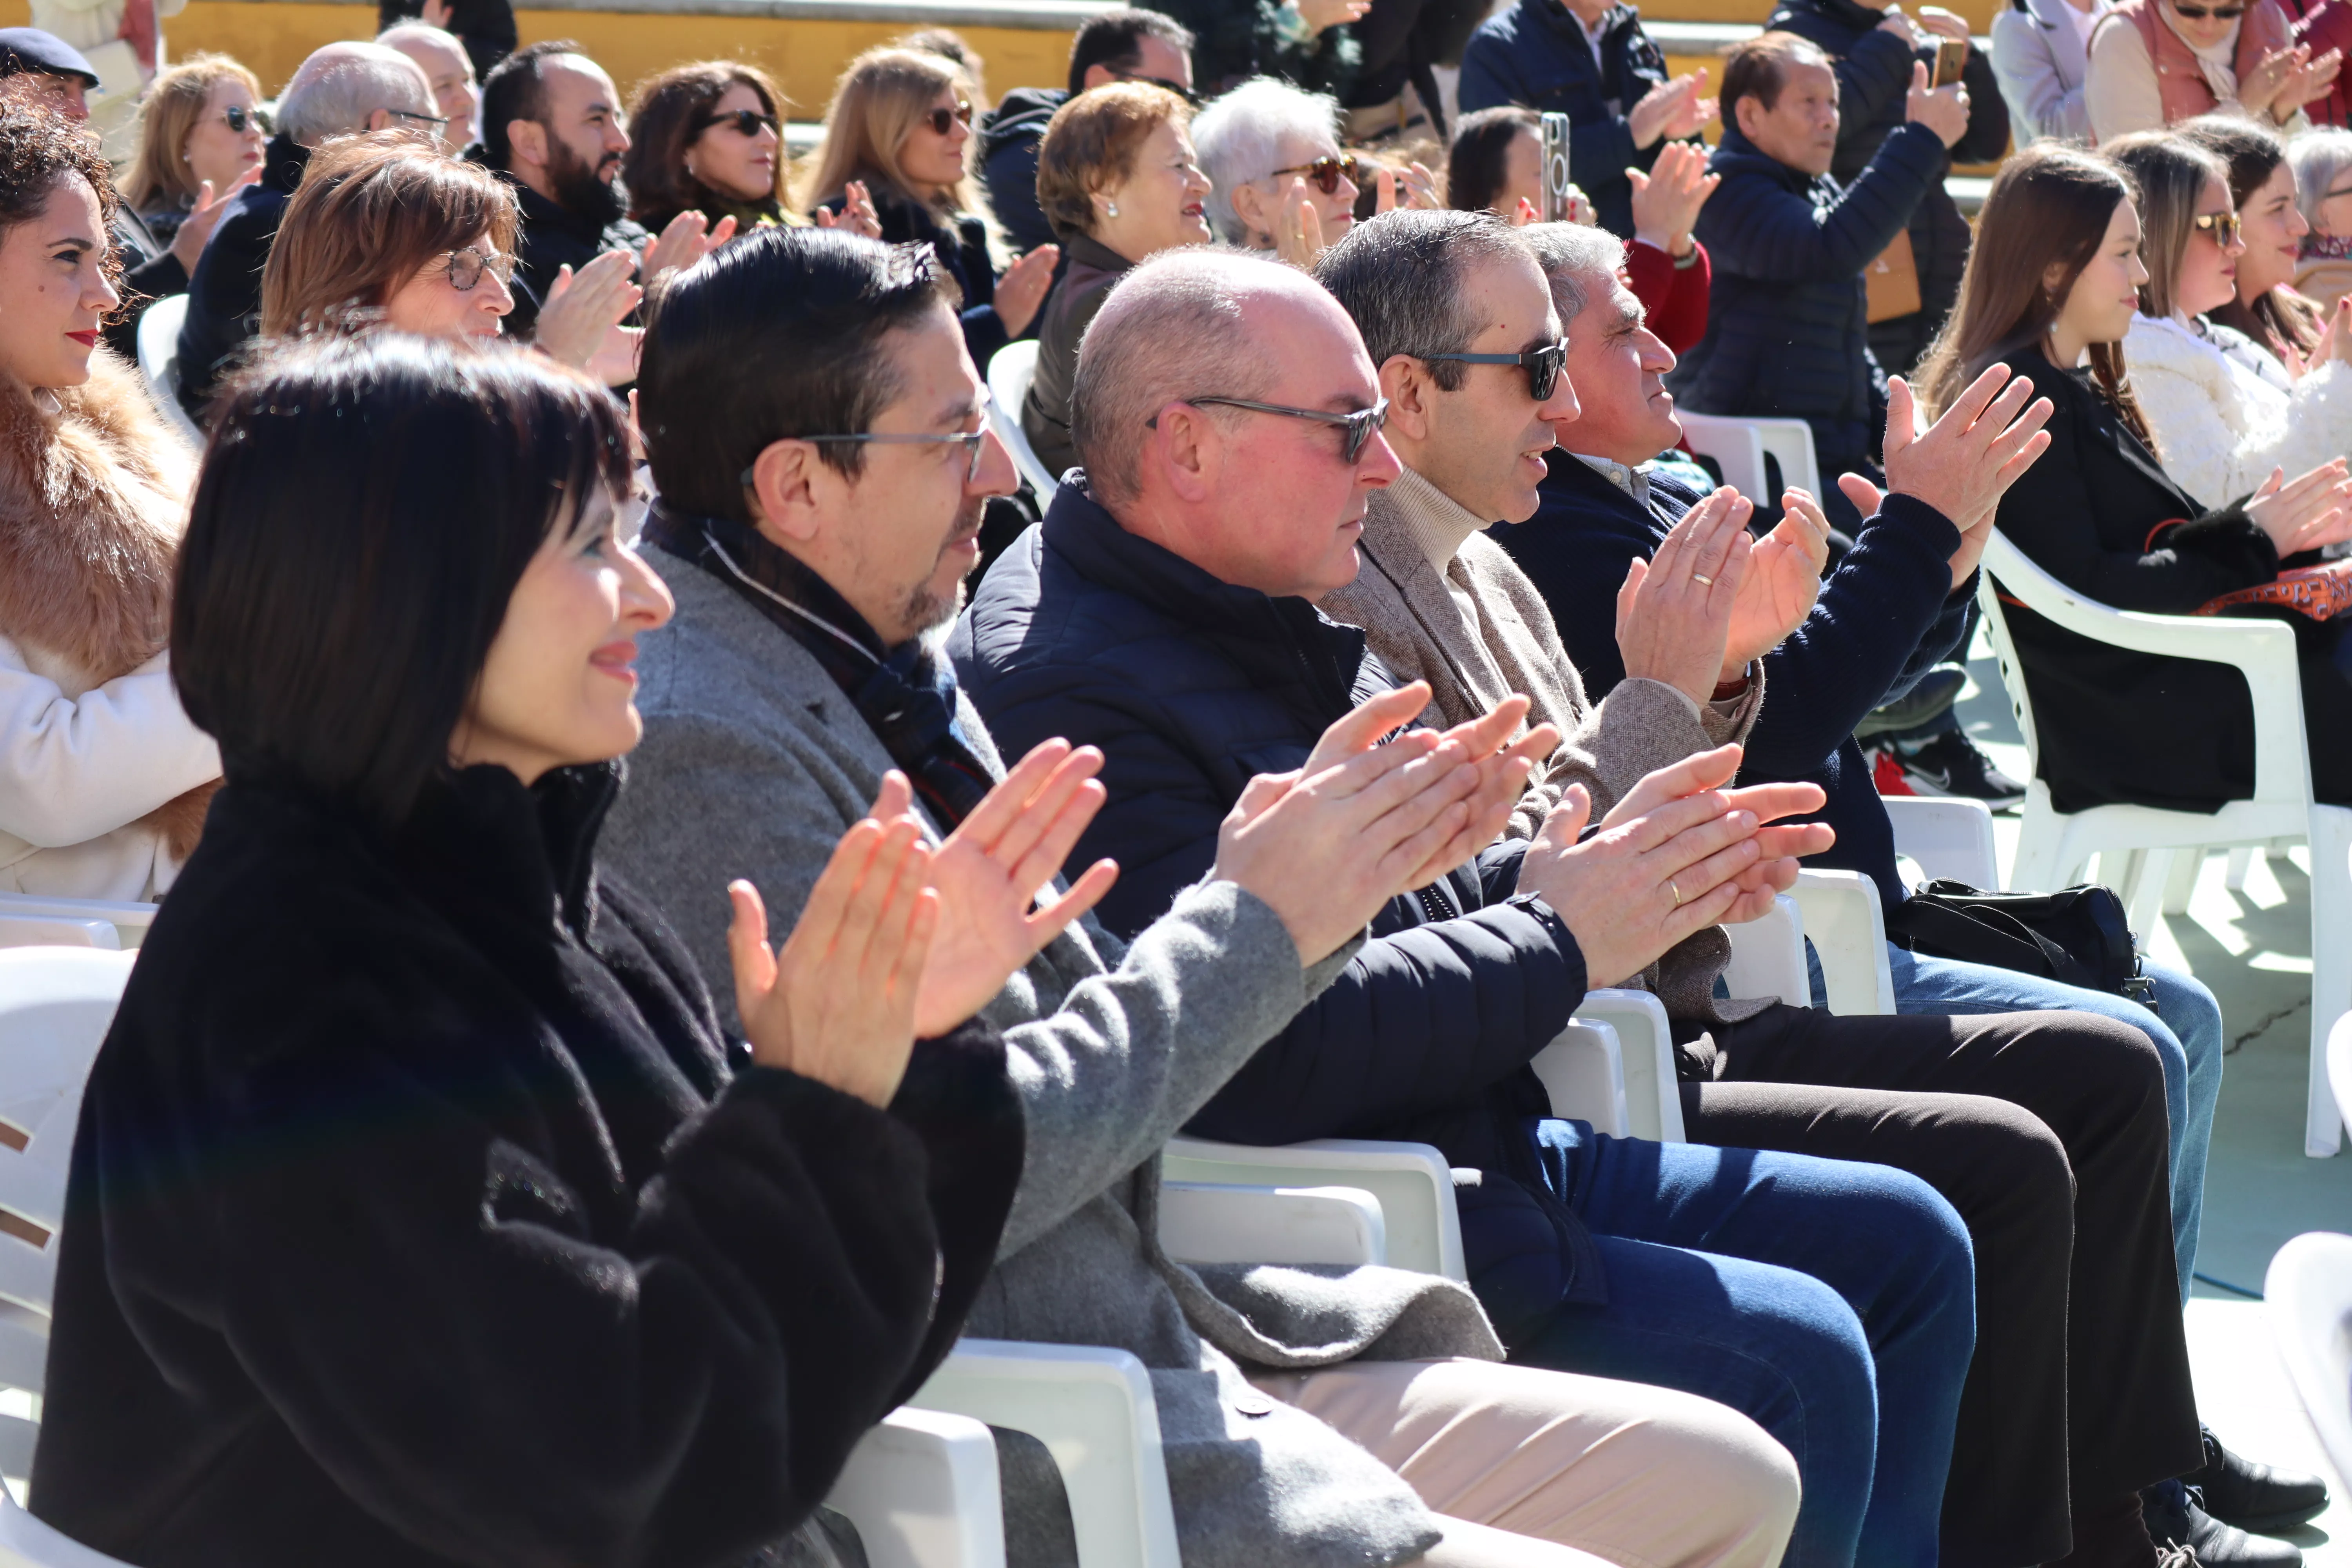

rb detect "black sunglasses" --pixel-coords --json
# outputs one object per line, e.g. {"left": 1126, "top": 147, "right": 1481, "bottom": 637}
{"left": 1151, "top": 395, "right": 1391, "bottom": 462}
{"left": 2170, "top": 3, "right": 2246, "bottom": 16}
{"left": 220, "top": 103, "right": 258, "bottom": 133}
{"left": 925, "top": 99, "right": 975, "bottom": 136}
{"left": 1422, "top": 339, "right": 1570, "bottom": 403}
{"left": 1108, "top": 68, "right": 1200, "bottom": 105}
{"left": 1270, "top": 153, "right": 1362, "bottom": 195}
{"left": 699, "top": 107, "right": 779, "bottom": 138}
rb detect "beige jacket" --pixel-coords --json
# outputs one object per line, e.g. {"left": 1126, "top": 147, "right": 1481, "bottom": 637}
{"left": 1319, "top": 465, "right": 1770, "bottom": 1022}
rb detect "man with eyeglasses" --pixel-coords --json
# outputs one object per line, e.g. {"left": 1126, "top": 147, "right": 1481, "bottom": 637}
{"left": 379, "top": 20, "right": 482, "bottom": 151}
{"left": 175, "top": 41, "right": 436, "bottom": 421}
{"left": 979, "top": 6, "right": 1196, "bottom": 254}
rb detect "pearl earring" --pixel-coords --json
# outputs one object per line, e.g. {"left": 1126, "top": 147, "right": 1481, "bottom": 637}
{"left": 1105, "top": 199, "right": 1119, "bottom": 216}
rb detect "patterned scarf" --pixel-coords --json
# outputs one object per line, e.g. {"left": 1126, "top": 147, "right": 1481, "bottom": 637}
{"left": 643, "top": 505, "right": 996, "bottom": 829}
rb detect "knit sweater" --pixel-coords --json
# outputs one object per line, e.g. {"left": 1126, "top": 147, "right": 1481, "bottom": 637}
{"left": 2121, "top": 310, "right": 2352, "bottom": 510}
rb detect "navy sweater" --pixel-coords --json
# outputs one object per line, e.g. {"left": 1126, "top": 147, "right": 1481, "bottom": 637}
{"left": 1494, "top": 451, "right": 1973, "bottom": 908}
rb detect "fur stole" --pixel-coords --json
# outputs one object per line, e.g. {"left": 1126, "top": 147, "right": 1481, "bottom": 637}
{"left": 0, "top": 350, "right": 213, "bottom": 857}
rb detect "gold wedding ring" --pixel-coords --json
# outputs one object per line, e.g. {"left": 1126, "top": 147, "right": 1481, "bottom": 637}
{"left": 1691, "top": 572, "right": 1714, "bottom": 586}
{"left": 1670, "top": 879, "right": 1684, "bottom": 906}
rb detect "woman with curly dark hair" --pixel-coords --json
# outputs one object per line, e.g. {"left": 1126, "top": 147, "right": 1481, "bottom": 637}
{"left": 0, "top": 100, "right": 218, "bottom": 901}
{"left": 623, "top": 60, "right": 792, "bottom": 234}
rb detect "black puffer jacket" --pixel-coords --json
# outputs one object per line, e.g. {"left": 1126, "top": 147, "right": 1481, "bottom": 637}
{"left": 32, "top": 761, "right": 1023, "bottom": 1568}
{"left": 1766, "top": 0, "right": 2012, "bottom": 374}
{"left": 978, "top": 86, "right": 1067, "bottom": 257}
{"left": 1667, "top": 121, "right": 1945, "bottom": 485}
{"left": 950, "top": 479, "right": 1608, "bottom": 1336}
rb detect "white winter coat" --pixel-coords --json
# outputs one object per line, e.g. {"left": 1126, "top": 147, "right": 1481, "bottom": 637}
{"left": 2122, "top": 310, "right": 2352, "bottom": 508}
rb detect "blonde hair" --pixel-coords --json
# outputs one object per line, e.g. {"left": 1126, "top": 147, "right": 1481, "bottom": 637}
{"left": 123, "top": 53, "right": 261, "bottom": 214}
{"left": 799, "top": 46, "right": 976, "bottom": 216}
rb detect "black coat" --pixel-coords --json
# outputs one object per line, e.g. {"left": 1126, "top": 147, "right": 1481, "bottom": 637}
{"left": 1139, "top": 0, "right": 1361, "bottom": 97}
{"left": 859, "top": 184, "right": 1016, "bottom": 370}
{"left": 31, "top": 762, "right": 1023, "bottom": 1568}
{"left": 1668, "top": 121, "right": 1945, "bottom": 484}
{"left": 175, "top": 135, "right": 309, "bottom": 421}
{"left": 1455, "top": 0, "right": 1678, "bottom": 238}
{"left": 978, "top": 86, "right": 1065, "bottom": 258}
{"left": 103, "top": 207, "right": 189, "bottom": 365}
{"left": 1991, "top": 347, "right": 2352, "bottom": 813}
{"left": 950, "top": 481, "right": 1611, "bottom": 1336}
{"left": 1765, "top": 0, "right": 2011, "bottom": 374}
{"left": 1022, "top": 232, "right": 1130, "bottom": 481}
{"left": 503, "top": 174, "right": 650, "bottom": 341}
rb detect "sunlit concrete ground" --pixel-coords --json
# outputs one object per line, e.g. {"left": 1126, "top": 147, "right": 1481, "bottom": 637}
{"left": 1953, "top": 633, "right": 2352, "bottom": 1562}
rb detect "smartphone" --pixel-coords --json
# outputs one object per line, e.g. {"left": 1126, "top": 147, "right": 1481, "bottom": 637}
{"left": 1932, "top": 36, "right": 1968, "bottom": 87}
{"left": 1540, "top": 112, "right": 1574, "bottom": 223}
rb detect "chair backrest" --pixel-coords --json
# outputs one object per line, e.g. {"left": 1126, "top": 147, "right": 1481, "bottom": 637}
{"left": 985, "top": 339, "right": 1060, "bottom": 506}
{"left": 2265, "top": 1230, "right": 2352, "bottom": 1495}
{"left": 1719, "top": 893, "right": 1808, "bottom": 1005}
{"left": 133, "top": 295, "right": 205, "bottom": 450}
{"left": 0, "top": 949, "right": 133, "bottom": 1479}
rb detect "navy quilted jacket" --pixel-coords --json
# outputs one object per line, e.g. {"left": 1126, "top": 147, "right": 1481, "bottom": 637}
{"left": 950, "top": 479, "right": 1612, "bottom": 1325}
{"left": 1667, "top": 122, "right": 1945, "bottom": 481}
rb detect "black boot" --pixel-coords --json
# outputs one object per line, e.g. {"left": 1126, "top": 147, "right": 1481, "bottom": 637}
{"left": 2186, "top": 1426, "right": 2330, "bottom": 1533}
{"left": 2145, "top": 1479, "right": 2301, "bottom": 1568}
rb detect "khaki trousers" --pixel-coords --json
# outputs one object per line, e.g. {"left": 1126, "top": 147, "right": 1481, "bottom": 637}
{"left": 1250, "top": 1357, "right": 1798, "bottom": 1568}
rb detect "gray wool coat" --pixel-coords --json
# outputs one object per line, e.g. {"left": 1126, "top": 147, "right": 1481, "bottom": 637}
{"left": 601, "top": 552, "right": 1510, "bottom": 1568}
{"left": 1318, "top": 471, "right": 1770, "bottom": 1022}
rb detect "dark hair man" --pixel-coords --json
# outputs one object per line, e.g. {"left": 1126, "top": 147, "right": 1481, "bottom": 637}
{"left": 978, "top": 7, "right": 1194, "bottom": 253}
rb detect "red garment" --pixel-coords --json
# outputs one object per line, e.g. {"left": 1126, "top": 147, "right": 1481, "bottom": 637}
{"left": 1622, "top": 239, "right": 1710, "bottom": 355}
{"left": 2092, "top": 0, "right": 2291, "bottom": 129}
{"left": 2281, "top": 0, "right": 2352, "bottom": 126}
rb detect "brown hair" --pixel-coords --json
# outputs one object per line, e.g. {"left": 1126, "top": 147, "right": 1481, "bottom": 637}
{"left": 799, "top": 46, "right": 976, "bottom": 216}
{"left": 122, "top": 53, "right": 260, "bottom": 214}
{"left": 1917, "top": 144, "right": 2155, "bottom": 450}
{"left": 2176, "top": 113, "right": 2326, "bottom": 356}
{"left": 2101, "top": 130, "right": 2228, "bottom": 323}
{"left": 622, "top": 61, "right": 788, "bottom": 228}
{"left": 0, "top": 95, "right": 119, "bottom": 291}
{"left": 260, "top": 134, "right": 517, "bottom": 337}
{"left": 1721, "top": 31, "right": 1832, "bottom": 120}
{"left": 1035, "top": 82, "right": 1190, "bottom": 240}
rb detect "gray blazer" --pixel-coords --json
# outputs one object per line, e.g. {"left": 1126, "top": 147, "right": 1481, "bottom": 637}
{"left": 603, "top": 553, "right": 1509, "bottom": 1568}
{"left": 1991, "top": 0, "right": 2097, "bottom": 145}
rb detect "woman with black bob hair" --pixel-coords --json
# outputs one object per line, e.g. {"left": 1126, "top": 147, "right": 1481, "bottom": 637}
{"left": 30, "top": 334, "right": 1033, "bottom": 1568}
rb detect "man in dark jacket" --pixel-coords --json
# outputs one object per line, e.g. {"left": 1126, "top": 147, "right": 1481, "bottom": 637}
{"left": 1455, "top": 0, "right": 1711, "bottom": 237}
{"left": 1667, "top": 30, "right": 1958, "bottom": 534}
{"left": 980, "top": 7, "right": 1196, "bottom": 256}
{"left": 476, "top": 40, "right": 645, "bottom": 341}
{"left": 174, "top": 41, "right": 434, "bottom": 418}
{"left": 1766, "top": 0, "right": 2009, "bottom": 374}
{"left": 953, "top": 242, "right": 2013, "bottom": 1568}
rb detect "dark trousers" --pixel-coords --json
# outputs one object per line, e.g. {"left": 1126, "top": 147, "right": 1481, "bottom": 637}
{"left": 1680, "top": 1003, "right": 2203, "bottom": 1568}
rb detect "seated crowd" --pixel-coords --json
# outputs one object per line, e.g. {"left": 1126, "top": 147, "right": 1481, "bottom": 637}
{"left": 3, "top": 5, "right": 2352, "bottom": 1568}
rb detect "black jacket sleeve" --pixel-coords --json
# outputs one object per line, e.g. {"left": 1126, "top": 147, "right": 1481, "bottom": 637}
{"left": 1697, "top": 122, "right": 1945, "bottom": 281}
{"left": 1956, "top": 42, "right": 2012, "bottom": 163}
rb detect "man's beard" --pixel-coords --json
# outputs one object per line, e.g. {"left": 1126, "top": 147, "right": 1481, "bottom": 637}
{"left": 546, "top": 134, "right": 627, "bottom": 227}
{"left": 898, "top": 499, "right": 987, "bottom": 637}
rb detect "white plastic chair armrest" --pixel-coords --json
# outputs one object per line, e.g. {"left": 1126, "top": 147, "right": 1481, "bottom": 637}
{"left": 1983, "top": 531, "right": 2310, "bottom": 804}
{"left": 911, "top": 1341, "right": 1177, "bottom": 1568}
{"left": 1789, "top": 871, "right": 1896, "bottom": 1015}
{"left": 2264, "top": 1231, "right": 2352, "bottom": 1499}
{"left": 1748, "top": 417, "right": 1822, "bottom": 499}
{"left": 825, "top": 1407, "right": 1006, "bottom": 1568}
{"left": 0, "top": 920, "right": 115, "bottom": 951}
{"left": 1882, "top": 796, "right": 2000, "bottom": 889}
{"left": 1158, "top": 1183, "right": 1385, "bottom": 1267}
{"left": 1572, "top": 989, "right": 1684, "bottom": 1141}
{"left": 0, "top": 1491, "right": 136, "bottom": 1567}
{"left": 0, "top": 897, "right": 153, "bottom": 950}
{"left": 1672, "top": 412, "right": 1768, "bottom": 499}
{"left": 1720, "top": 894, "right": 1808, "bottom": 1007}
{"left": 1525, "top": 1019, "right": 1629, "bottom": 1137}
{"left": 1162, "top": 1138, "right": 1463, "bottom": 1280}
{"left": 984, "top": 339, "right": 1058, "bottom": 505}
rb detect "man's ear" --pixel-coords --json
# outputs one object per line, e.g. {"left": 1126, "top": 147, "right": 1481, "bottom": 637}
{"left": 1079, "top": 62, "right": 1117, "bottom": 91}
{"left": 1146, "top": 402, "right": 1218, "bottom": 503}
{"left": 748, "top": 439, "right": 830, "bottom": 549}
{"left": 365, "top": 106, "right": 394, "bottom": 132}
{"left": 506, "top": 118, "right": 548, "bottom": 170}
{"left": 1730, "top": 94, "right": 1761, "bottom": 142}
{"left": 1377, "top": 353, "right": 1436, "bottom": 445}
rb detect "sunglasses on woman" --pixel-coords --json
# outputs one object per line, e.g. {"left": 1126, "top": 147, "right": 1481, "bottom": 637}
{"left": 1269, "top": 153, "right": 1362, "bottom": 194}
{"left": 699, "top": 107, "right": 779, "bottom": 138}
{"left": 2191, "top": 211, "right": 2245, "bottom": 246}
{"left": 219, "top": 103, "right": 259, "bottom": 134}
{"left": 924, "top": 99, "right": 976, "bottom": 136}
{"left": 1150, "top": 395, "right": 1391, "bottom": 462}
{"left": 2169, "top": 3, "right": 2246, "bottom": 16}
{"left": 1423, "top": 339, "right": 1571, "bottom": 403}
{"left": 439, "top": 246, "right": 517, "bottom": 292}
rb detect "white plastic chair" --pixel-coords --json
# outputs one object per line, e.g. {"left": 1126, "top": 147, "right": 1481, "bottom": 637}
{"left": 1164, "top": 1137, "right": 1462, "bottom": 1279}
{"left": 2264, "top": 1231, "right": 2352, "bottom": 1499}
{"left": 985, "top": 340, "right": 1060, "bottom": 506}
{"left": 0, "top": 897, "right": 156, "bottom": 953}
{"left": 1882, "top": 797, "right": 2000, "bottom": 887}
{"left": 1978, "top": 529, "right": 2352, "bottom": 1156}
{"left": 132, "top": 293, "right": 204, "bottom": 451}
{"left": 1570, "top": 990, "right": 1685, "bottom": 1141}
{"left": 1674, "top": 412, "right": 1822, "bottom": 503}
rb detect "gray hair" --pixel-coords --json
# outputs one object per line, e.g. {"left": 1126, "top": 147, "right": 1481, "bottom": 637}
{"left": 278, "top": 41, "right": 432, "bottom": 146}
{"left": 1519, "top": 220, "right": 1628, "bottom": 327}
{"left": 1312, "top": 208, "right": 1536, "bottom": 390}
{"left": 2290, "top": 127, "right": 2352, "bottom": 232}
{"left": 1071, "top": 246, "right": 1298, "bottom": 504}
{"left": 1191, "top": 76, "right": 1341, "bottom": 243}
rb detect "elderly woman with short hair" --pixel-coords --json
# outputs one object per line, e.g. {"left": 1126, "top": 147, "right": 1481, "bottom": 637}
{"left": 1020, "top": 81, "right": 1210, "bottom": 480}
{"left": 2292, "top": 125, "right": 2352, "bottom": 310}
{"left": 1191, "top": 75, "right": 1359, "bottom": 262}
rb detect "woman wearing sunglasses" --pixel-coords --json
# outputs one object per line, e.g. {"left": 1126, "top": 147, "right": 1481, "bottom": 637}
{"left": 801, "top": 47, "right": 1059, "bottom": 368}
{"left": 2084, "top": 0, "right": 2339, "bottom": 139}
{"left": 623, "top": 62, "right": 793, "bottom": 235}
{"left": 1919, "top": 143, "right": 2352, "bottom": 833}
{"left": 2102, "top": 131, "right": 2352, "bottom": 515}
{"left": 1192, "top": 75, "right": 1361, "bottom": 263}
{"left": 122, "top": 53, "right": 264, "bottom": 247}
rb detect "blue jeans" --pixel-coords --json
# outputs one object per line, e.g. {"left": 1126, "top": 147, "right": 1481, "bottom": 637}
{"left": 1512, "top": 1120, "right": 1976, "bottom": 1568}
{"left": 1880, "top": 947, "right": 2220, "bottom": 1304}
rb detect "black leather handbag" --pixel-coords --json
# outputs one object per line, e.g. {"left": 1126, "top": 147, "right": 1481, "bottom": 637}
{"left": 1882, "top": 879, "right": 2158, "bottom": 1011}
